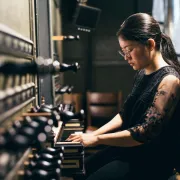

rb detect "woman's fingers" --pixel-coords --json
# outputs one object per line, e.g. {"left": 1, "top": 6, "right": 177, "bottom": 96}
{"left": 68, "top": 134, "right": 76, "bottom": 139}
{"left": 66, "top": 134, "right": 97, "bottom": 147}
{"left": 66, "top": 134, "right": 81, "bottom": 141}
{"left": 72, "top": 138, "right": 81, "bottom": 142}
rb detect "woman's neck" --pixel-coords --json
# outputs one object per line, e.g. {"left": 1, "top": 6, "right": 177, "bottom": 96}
{"left": 145, "top": 52, "right": 169, "bottom": 75}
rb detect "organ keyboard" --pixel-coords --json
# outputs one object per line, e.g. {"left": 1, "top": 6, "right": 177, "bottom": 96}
{"left": 52, "top": 118, "right": 85, "bottom": 176}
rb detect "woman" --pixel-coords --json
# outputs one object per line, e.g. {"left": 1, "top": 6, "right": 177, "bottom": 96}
{"left": 67, "top": 13, "right": 180, "bottom": 180}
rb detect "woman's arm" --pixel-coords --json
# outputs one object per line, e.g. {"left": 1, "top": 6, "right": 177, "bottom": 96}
{"left": 66, "top": 114, "right": 123, "bottom": 144}
{"left": 91, "top": 113, "right": 123, "bottom": 136}
{"left": 96, "top": 130, "right": 142, "bottom": 147}
{"left": 67, "top": 129, "right": 142, "bottom": 147}
{"left": 96, "top": 75, "right": 180, "bottom": 147}
{"left": 68, "top": 75, "right": 180, "bottom": 147}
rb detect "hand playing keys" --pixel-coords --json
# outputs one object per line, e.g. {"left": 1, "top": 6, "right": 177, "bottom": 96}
{"left": 66, "top": 133, "right": 99, "bottom": 147}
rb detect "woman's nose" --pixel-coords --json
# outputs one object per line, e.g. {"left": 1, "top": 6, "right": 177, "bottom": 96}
{"left": 124, "top": 54, "right": 129, "bottom": 60}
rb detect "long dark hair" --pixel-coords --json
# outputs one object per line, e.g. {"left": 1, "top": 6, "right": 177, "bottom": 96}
{"left": 116, "top": 13, "right": 180, "bottom": 74}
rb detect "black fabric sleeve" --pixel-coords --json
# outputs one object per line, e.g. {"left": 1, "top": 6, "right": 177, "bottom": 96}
{"left": 127, "top": 75, "right": 180, "bottom": 143}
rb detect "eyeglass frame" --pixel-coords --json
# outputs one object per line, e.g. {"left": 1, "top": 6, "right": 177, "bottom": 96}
{"left": 118, "top": 43, "right": 137, "bottom": 57}
{"left": 118, "top": 39, "right": 150, "bottom": 58}
{"left": 118, "top": 48, "right": 133, "bottom": 58}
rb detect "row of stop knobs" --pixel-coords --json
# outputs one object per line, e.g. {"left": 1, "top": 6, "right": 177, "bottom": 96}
{"left": 0, "top": 103, "right": 84, "bottom": 179}
{"left": 0, "top": 103, "right": 84, "bottom": 150}
{"left": 18, "top": 147, "right": 65, "bottom": 180}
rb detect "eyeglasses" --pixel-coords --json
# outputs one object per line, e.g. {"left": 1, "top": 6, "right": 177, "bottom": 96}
{"left": 118, "top": 48, "right": 133, "bottom": 58}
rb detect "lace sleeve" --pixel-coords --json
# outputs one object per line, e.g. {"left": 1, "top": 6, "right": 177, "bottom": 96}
{"left": 127, "top": 75, "right": 180, "bottom": 143}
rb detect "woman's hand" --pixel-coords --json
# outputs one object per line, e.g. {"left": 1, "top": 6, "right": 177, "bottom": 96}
{"left": 66, "top": 133, "right": 99, "bottom": 147}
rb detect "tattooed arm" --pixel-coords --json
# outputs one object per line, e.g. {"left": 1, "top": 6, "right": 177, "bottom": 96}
{"left": 127, "top": 74, "right": 180, "bottom": 143}
{"left": 92, "top": 75, "right": 180, "bottom": 147}
{"left": 68, "top": 75, "right": 180, "bottom": 147}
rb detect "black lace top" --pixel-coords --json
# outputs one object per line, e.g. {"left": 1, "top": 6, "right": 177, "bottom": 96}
{"left": 120, "top": 66, "right": 180, "bottom": 151}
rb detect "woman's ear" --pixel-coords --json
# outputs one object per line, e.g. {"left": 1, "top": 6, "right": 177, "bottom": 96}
{"left": 147, "top": 38, "right": 156, "bottom": 51}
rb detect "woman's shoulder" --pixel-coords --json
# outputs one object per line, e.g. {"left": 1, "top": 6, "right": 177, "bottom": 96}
{"left": 162, "top": 66, "right": 180, "bottom": 77}
{"left": 142, "top": 66, "right": 179, "bottom": 79}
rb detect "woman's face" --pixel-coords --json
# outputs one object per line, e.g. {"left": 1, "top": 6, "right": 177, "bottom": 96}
{"left": 118, "top": 37, "right": 151, "bottom": 70}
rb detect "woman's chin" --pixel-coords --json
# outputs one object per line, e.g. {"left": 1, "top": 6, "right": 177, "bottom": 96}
{"left": 132, "top": 66, "right": 137, "bottom": 70}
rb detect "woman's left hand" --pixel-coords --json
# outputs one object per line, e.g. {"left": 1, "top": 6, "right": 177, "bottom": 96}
{"left": 66, "top": 133, "right": 99, "bottom": 147}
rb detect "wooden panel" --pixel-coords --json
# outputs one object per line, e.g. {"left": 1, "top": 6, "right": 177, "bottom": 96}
{"left": 0, "top": 0, "right": 31, "bottom": 38}
{"left": 89, "top": 106, "right": 118, "bottom": 118}
{"left": 87, "top": 92, "right": 118, "bottom": 104}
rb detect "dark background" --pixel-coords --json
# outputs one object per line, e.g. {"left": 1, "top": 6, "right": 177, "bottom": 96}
{"left": 60, "top": 0, "right": 153, "bottom": 99}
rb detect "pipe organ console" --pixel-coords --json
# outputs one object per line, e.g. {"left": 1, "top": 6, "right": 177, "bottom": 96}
{"left": 0, "top": 15, "right": 84, "bottom": 180}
